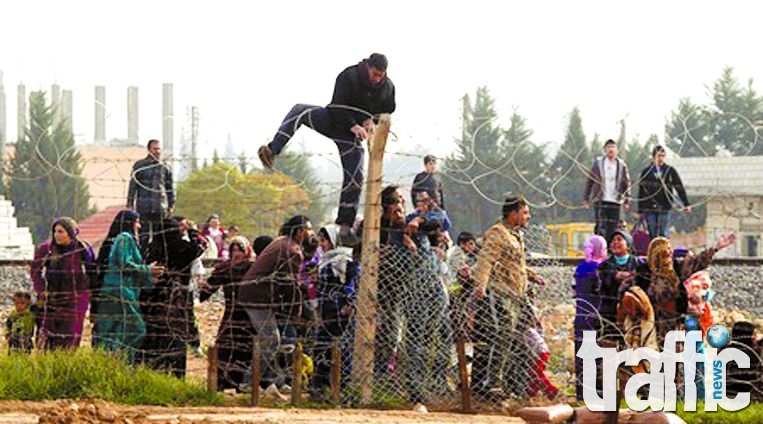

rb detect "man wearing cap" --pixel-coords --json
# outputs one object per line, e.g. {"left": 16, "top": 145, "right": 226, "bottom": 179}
{"left": 257, "top": 53, "right": 396, "bottom": 247}
{"left": 583, "top": 139, "right": 631, "bottom": 243}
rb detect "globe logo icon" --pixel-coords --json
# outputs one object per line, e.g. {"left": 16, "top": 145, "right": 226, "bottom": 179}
{"left": 707, "top": 324, "right": 730, "bottom": 348}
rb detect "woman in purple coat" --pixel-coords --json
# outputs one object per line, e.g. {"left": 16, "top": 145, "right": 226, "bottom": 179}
{"left": 30, "top": 217, "right": 96, "bottom": 350}
{"left": 573, "top": 234, "right": 607, "bottom": 401}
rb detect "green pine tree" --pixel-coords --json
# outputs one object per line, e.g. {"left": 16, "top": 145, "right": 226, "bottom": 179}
{"left": 273, "top": 150, "right": 332, "bottom": 225}
{"left": 9, "top": 91, "right": 91, "bottom": 242}
{"left": 237, "top": 151, "right": 248, "bottom": 174}
{"left": 443, "top": 88, "right": 505, "bottom": 234}
{"left": 549, "top": 107, "right": 590, "bottom": 223}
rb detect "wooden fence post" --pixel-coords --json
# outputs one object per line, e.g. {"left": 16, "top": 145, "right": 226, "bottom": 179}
{"left": 207, "top": 344, "right": 218, "bottom": 393}
{"left": 251, "top": 336, "right": 261, "bottom": 407}
{"left": 350, "top": 114, "right": 391, "bottom": 405}
{"left": 456, "top": 338, "right": 471, "bottom": 413}
{"left": 291, "top": 340, "right": 303, "bottom": 405}
{"left": 330, "top": 340, "right": 342, "bottom": 405}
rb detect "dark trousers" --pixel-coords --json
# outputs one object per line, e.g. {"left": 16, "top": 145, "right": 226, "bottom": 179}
{"left": 645, "top": 212, "right": 670, "bottom": 240}
{"left": 471, "top": 291, "right": 528, "bottom": 398}
{"left": 268, "top": 103, "right": 364, "bottom": 226}
{"left": 594, "top": 201, "right": 621, "bottom": 243}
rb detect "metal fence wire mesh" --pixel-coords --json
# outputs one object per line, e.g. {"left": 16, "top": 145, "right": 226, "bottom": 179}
{"left": 0, "top": 248, "right": 762, "bottom": 410}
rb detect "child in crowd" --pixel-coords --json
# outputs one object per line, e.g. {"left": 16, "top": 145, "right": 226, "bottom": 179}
{"left": 523, "top": 306, "right": 559, "bottom": 399}
{"left": 407, "top": 191, "right": 451, "bottom": 249}
{"left": 5, "top": 291, "right": 36, "bottom": 353}
{"left": 683, "top": 271, "right": 715, "bottom": 336}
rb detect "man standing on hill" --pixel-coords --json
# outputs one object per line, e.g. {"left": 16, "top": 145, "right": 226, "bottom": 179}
{"left": 127, "top": 139, "right": 174, "bottom": 246}
{"left": 257, "top": 53, "right": 396, "bottom": 246}
{"left": 583, "top": 139, "right": 631, "bottom": 243}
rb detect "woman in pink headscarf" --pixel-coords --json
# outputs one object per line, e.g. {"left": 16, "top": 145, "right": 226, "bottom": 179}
{"left": 572, "top": 234, "right": 607, "bottom": 401}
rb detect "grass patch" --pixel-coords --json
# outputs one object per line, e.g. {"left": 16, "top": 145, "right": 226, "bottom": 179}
{"left": 675, "top": 401, "right": 763, "bottom": 424}
{"left": 0, "top": 349, "right": 226, "bottom": 406}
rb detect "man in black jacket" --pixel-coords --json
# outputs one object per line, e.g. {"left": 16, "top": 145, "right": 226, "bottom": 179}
{"left": 410, "top": 154, "right": 444, "bottom": 208}
{"left": 636, "top": 145, "right": 691, "bottom": 240}
{"left": 258, "top": 53, "right": 396, "bottom": 246}
{"left": 126, "top": 139, "right": 174, "bottom": 246}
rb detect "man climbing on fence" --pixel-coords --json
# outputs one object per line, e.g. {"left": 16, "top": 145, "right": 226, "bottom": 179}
{"left": 257, "top": 53, "right": 396, "bottom": 247}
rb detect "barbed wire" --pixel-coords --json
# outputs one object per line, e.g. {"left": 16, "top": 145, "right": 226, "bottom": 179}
{"left": 1, "top": 103, "right": 762, "bottom": 412}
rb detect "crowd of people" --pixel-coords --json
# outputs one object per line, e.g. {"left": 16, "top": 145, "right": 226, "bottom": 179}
{"left": 4, "top": 52, "right": 762, "bottom": 411}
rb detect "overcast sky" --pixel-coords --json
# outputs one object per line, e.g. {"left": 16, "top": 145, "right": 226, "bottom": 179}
{"left": 2, "top": 0, "right": 762, "bottom": 162}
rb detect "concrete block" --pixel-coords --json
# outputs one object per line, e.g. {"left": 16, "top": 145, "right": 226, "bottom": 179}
{"left": 515, "top": 404, "right": 574, "bottom": 423}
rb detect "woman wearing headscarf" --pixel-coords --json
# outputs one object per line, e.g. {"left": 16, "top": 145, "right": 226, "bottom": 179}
{"left": 199, "top": 235, "right": 256, "bottom": 391}
{"left": 596, "top": 229, "right": 642, "bottom": 345}
{"left": 30, "top": 217, "right": 96, "bottom": 350}
{"left": 635, "top": 234, "right": 735, "bottom": 346}
{"left": 141, "top": 217, "right": 206, "bottom": 378}
{"left": 310, "top": 225, "right": 360, "bottom": 401}
{"left": 92, "top": 210, "right": 163, "bottom": 363}
{"left": 572, "top": 234, "right": 607, "bottom": 401}
{"left": 201, "top": 214, "right": 227, "bottom": 258}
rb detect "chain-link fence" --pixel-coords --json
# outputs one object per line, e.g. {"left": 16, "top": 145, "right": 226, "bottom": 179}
{"left": 3, "top": 233, "right": 761, "bottom": 411}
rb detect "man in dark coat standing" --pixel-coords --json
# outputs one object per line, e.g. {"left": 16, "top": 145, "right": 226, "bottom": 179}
{"left": 126, "top": 139, "right": 174, "bottom": 246}
{"left": 410, "top": 154, "right": 444, "bottom": 208}
{"left": 637, "top": 145, "right": 691, "bottom": 240}
{"left": 257, "top": 54, "right": 396, "bottom": 246}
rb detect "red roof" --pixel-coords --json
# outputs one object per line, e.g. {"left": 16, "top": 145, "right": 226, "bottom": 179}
{"left": 78, "top": 205, "right": 123, "bottom": 247}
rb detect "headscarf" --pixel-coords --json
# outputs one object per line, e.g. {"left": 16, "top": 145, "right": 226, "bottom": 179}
{"left": 109, "top": 210, "right": 140, "bottom": 238}
{"left": 583, "top": 234, "right": 608, "bottom": 264}
{"left": 646, "top": 237, "right": 680, "bottom": 307}
{"left": 145, "top": 217, "right": 183, "bottom": 265}
{"left": 49, "top": 217, "right": 81, "bottom": 265}
{"left": 318, "top": 225, "right": 353, "bottom": 285}
{"left": 228, "top": 235, "right": 253, "bottom": 262}
{"left": 647, "top": 237, "right": 675, "bottom": 277}
{"left": 97, "top": 210, "right": 140, "bottom": 273}
{"left": 52, "top": 217, "right": 78, "bottom": 241}
{"left": 252, "top": 235, "right": 273, "bottom": 257}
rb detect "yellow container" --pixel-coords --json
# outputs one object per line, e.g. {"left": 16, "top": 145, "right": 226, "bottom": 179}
{"left": 545, "top": 223, "right": 596, "bottom": 257}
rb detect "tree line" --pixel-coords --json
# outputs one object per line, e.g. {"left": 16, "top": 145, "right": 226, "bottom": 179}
{"left": 443, "top": 67, "right": 763, "bottom": 236}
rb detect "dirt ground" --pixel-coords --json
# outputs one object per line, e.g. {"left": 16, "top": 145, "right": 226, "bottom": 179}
{"left": 0, "top": 400, "right": 525, "bottom": 423}
{"left": 0, "top": 301, "right": 529, "bottom": 423}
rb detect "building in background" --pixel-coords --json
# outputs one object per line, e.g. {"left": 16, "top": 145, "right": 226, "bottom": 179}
{"left": 672, "top": 148, "right": 763, "bottom": 257}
